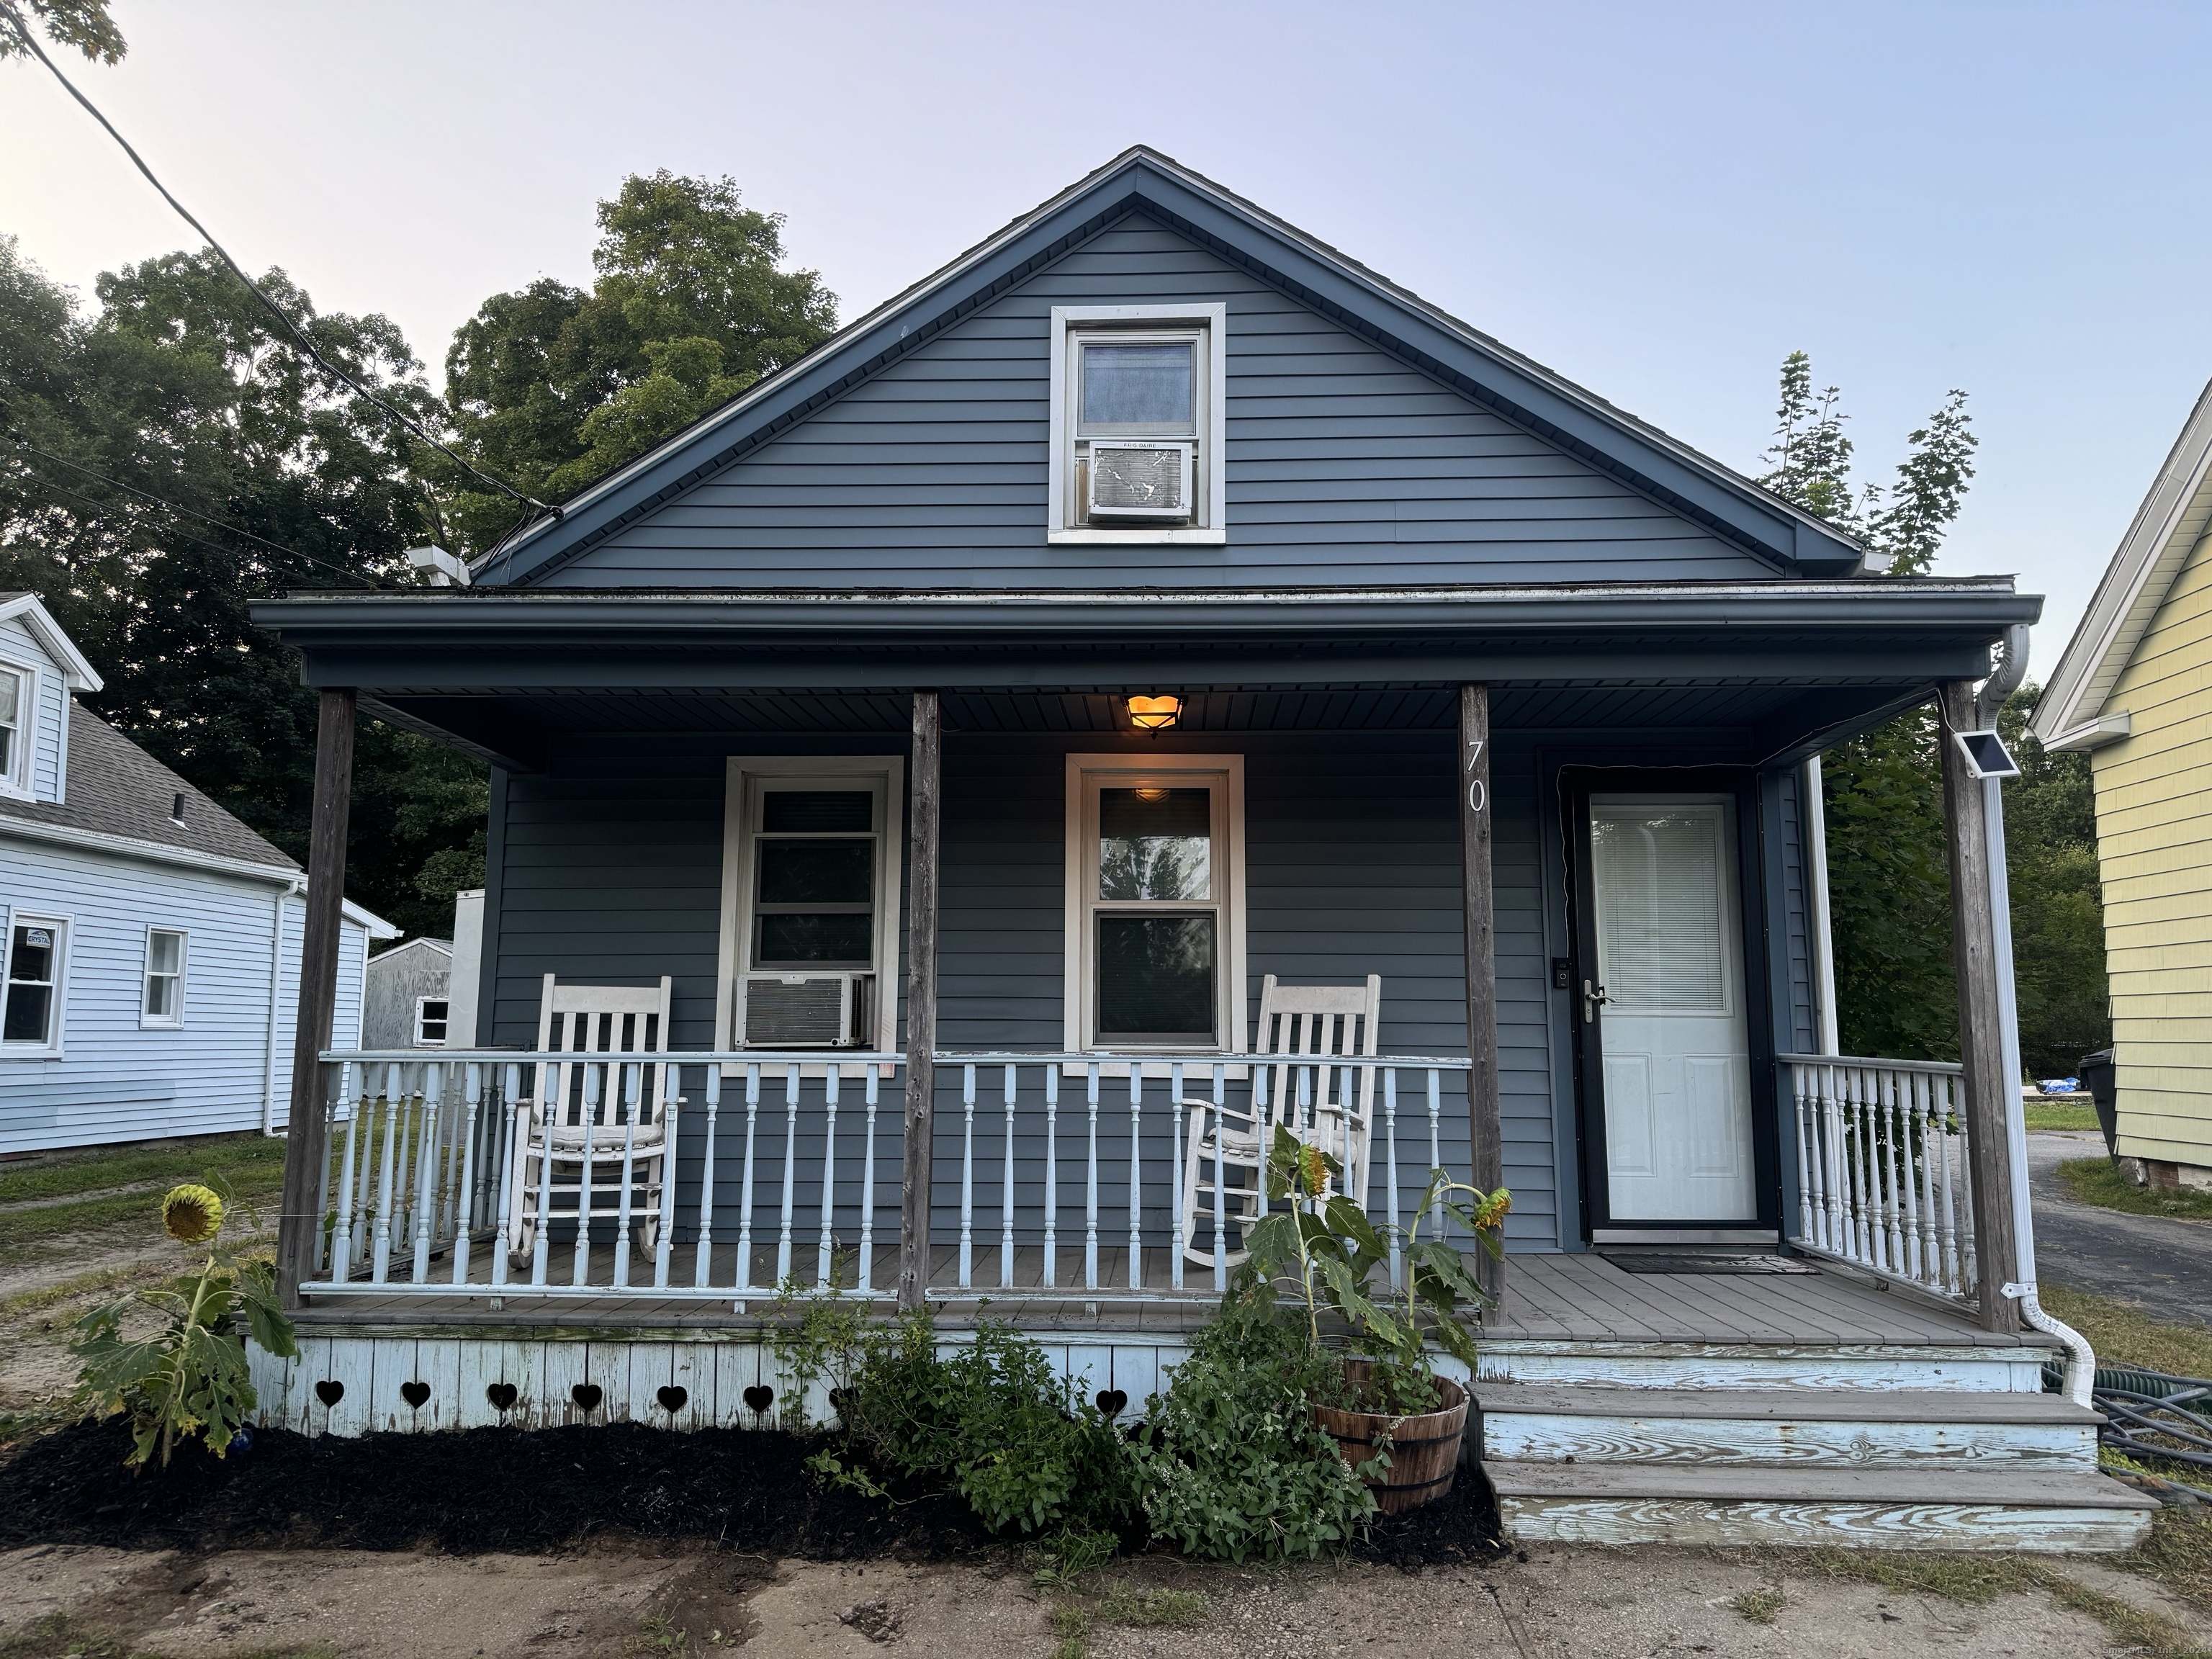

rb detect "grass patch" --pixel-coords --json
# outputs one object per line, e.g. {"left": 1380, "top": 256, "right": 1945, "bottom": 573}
{"left": 2025, "top": 1101, "right": 2101, "bottom": 1131}
{"left": 2104, "top": 1448, "right": 2212, "bottom": 1497}
{"left": 0, "top": 1133, "right": 286, "bottom": 1205}
{"left": 1730, "top": 1586, "right": 1786, "bottom": 1623}
{"left": 1786, "top": 1547, "right": 2210, "bottom": 1659}
{"left": 0, "top": 1614, "right": 336, "bottom": 1659}
{"left": 1097, "top": 1585, "right": 1208, "bottom": 1627}
{"left": 0, "top": 1261, "right": 170, "bottom": 1321}
{"left": 2123, "top": 1507, "right": 2212, "bottom": 1615}
{"left": 2055, "top": 1158, "right": 2212, "bottom": 1223}
{"left": 2040, "top": 1285, "right": 2212, "bottom": 1379}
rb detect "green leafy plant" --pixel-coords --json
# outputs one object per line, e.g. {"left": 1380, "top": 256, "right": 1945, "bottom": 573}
{"left": 1243, "top": 1125, "right": 1507, "bottom": 1411}
{"left": 69, "top": 1182, "right": 297, "bottom": 1468}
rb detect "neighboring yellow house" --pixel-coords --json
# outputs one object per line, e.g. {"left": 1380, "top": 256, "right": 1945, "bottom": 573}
{"left": 2033, "top": 377, "right": 2212, "bottom": 1190}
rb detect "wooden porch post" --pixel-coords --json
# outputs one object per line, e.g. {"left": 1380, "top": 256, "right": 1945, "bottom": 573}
{"left": 899, "top": 691, "right": 942, "bottom": 1313}
{"left": 1938, "top": 680, "right": 2020, "bottom": 1334}
{"left": 276, "top": 688, "right": 356, "bottom": 1306}
{"left": 1458, "top": 685, "right": 1503, "bottom": 1298}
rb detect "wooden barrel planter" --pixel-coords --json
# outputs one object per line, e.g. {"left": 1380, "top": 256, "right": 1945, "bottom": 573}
{"left": 1313, "top": 1365, "right": 1470, "bottom": 1515}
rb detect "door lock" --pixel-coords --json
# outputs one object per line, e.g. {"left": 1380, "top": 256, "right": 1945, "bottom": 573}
{"left": 1582, "top": 979, "right": 1611, "bottom": 1024}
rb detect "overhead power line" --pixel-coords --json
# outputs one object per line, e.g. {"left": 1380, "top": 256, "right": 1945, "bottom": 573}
{"left": 24, "top": 474, "right": 375, "bottom": 590}
{"left": 0, "top": 2, "right": 559, "bottom": 536}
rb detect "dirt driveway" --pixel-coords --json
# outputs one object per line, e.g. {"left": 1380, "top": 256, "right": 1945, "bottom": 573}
{"left": 2, "top": 1537, "right": 2203, "bottom": 1659}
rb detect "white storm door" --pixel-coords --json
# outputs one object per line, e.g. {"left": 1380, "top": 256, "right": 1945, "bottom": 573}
{"left": 1588, "top": 795, "right": 1756, "bottom": 1223}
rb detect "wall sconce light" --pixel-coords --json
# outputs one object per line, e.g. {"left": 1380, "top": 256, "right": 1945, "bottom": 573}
{"left": 1125, "top": 694, "right": 1183, "bottom": 733}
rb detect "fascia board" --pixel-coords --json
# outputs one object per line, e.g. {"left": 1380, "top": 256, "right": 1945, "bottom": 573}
{"left": 473, "top": 151, "right": 1859, "bottom": 588}
{"left": 0, "top": 594, "right": 104, "bottom": 691}
{"left": 343, "top": 898, "right": 401, "bottom": 939}
{"left": 2030, "top": 374, "right": 2212, "bottom": 745}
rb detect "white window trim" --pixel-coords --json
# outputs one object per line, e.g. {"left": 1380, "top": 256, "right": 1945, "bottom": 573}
{"left": 1, "top": 907, "right": 71, "bottom": 1058}
{"left": 715, "top": 755, "right": 907, "bottom": 1061}
{"left": 1048, "top": 304, "right": 1228, "bottom": 546}
{"left": 413, "top": 994, "right": 449, "bottom": 1047}
{"left": 0, "top": 651, "right": 44, "bottom": 801}
{"left": 140, "top": 925, "right": 188, "bottom": 1030}
{"left": 1062, "top": 753, "right": 1247, "bottom": 1068}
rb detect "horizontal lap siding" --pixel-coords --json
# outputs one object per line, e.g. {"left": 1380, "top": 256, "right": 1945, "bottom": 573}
{"left": 489, "top": 730, "right": 1560, "bottom": 1250}
{"left": 555, "top": 220, "right": 1767, "bottom": 590}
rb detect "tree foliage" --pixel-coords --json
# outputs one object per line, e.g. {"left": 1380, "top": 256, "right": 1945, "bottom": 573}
{"left": 439, "top": 172, "right": 837, "bottom": 551}
{"left": 1759, "top": 351, "right": 2107, "bottom": 1073}
{"left": 0, "top": 0, "right": 127, "bottom": 66}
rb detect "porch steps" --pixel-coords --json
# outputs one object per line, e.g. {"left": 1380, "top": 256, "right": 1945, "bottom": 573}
{"left": 1478, "top": 1382, "right": 2153, "bottom": 1551}
{"left": 1475, "top": 1339, "right": 2046, "bottom": 1393}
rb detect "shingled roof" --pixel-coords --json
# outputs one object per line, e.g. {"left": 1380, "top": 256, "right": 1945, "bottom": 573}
{"left": 0, "top": 701, "right": 297, "bottom": 869}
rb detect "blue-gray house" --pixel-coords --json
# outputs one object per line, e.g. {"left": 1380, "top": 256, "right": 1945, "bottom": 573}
{"left": 246, "top": 150, "right": 2147, "bottom": 1550}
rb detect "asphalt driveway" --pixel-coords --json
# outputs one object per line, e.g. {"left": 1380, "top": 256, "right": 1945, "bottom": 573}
{"left": 2027, "top": 1129, "right": 2212, "bottom": 1328}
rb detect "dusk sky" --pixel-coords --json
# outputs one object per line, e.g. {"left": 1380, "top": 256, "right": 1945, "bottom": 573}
{"left": 7, "top": 0, "right": 2209, "bottom": 657}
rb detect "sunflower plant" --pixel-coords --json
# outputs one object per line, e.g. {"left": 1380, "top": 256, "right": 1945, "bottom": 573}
{"left": 70, "top": 1182, "right": 297, "bottom": 1469}
{"left": 1243, "top": 1125, "right": 1509, "bottom": 1413}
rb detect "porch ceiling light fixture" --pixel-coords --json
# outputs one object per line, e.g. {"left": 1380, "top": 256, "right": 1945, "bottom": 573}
{"left": 1125, "top": 694, "right": 1183, "bottom": 734}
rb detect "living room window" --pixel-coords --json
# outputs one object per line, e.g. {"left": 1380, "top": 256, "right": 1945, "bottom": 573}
{"left": 1048, "top": 305, "right": 1226, "bottom": 545}
{"left": 2, "top": 914, "right": 67, "bottom": 1053}
{"left": 1064, "top": 754, "right": 1246, "bottom": 1056}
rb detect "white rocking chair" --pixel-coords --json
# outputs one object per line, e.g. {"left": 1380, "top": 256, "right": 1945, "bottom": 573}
{"left": 1179, "top": 974, "right": 1382, "bottom": 1266}
{"left": 504, "top": 974, "right": 680, "bottom": 1267}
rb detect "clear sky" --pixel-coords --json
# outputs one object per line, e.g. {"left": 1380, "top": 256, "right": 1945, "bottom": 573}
{"left": 6, "top": 0, "right": 2209, "bottom": 658}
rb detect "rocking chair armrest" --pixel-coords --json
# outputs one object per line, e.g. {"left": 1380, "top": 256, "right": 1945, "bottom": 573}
{"left": 1176, "top": 1096, "right": 1261, "bottom": 1125}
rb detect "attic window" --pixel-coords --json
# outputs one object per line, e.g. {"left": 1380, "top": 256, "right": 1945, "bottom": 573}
{"left": 1049, "top": 305, "right": 1226, "bottom": 545}
{"left": 0, "top": 664, "right": 27, "bottom": 794}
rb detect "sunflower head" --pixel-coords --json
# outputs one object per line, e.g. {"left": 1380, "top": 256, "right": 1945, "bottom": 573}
{"left": 1298, "top": 1143, "right": 1330, "bottom": 1200}
{"left": 163, "top": 1184, "right": 225, "bottom": 1245}
{"left": 1473, "top": 1187, "right": 1514, "bottom": 1231}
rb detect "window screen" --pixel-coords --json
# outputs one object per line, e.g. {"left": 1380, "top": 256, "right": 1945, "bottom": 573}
{"left": 1096, "top": 914, "right": 1216, "bottom": 1040}
{"left": 752, "top": 790, "right": 876, "bottom": 968}
{"left": 1080, "top": 343, "right": 1195, "bottom": 433}
{"left": 144, "top": 930, "right": 184, "bottom": 1022}
{"left": 0, "top": 668, "right": 20, "bottom": 783}
{"left": 1591, "top": 807, "right": 1729, "bottom": 1013}
{"left": 4, "top": 921, "right": 59, "bottom": 1044}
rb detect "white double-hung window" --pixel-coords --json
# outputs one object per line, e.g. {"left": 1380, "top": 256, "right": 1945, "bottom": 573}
{"left": 142, "top": 928, "right": 186, "bottom": 1027}
{"left": 1049, "top": 305, "right": 1226, "bottom": 544}
{"left": 1064, "top": 755, "right": 1246, "bottom": 1056}
{"left": 2, "top": 914, "right": 67, "bottom": 1053}
{"left": 0, "top": 661, "right": 32, "bottom": 796}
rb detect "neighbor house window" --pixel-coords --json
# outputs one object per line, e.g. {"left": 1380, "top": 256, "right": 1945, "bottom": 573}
{"left": 717, "top": 757, "right": 905, "bottom": 1052}
{"left": 1064, "top": 755, "right": 1246, "bottom": 1054}
{"left": 142, "top": 928, "right": 186, "bottom": 1027}
{"left": 0, "top": 662, "right": 31, "bottom": 795}
{"left": 2, "top": 915, "right": 66, "bottom": 1052}
{"left": 414, "top": 997, "right": 449, "bottom": 1046}
{"left": 1048, "top": 305, "right": 1226, "bottom": 544}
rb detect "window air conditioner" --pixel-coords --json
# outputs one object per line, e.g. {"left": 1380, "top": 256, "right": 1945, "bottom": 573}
{"left": 1087, "top": 441, "right": 1192, "bottom": 519}
{"left": 739, "top": 972, "right": 870, "bottom": 1048}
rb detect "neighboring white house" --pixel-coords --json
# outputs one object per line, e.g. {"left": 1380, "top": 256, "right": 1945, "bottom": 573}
{"left": 0, "top": 593, "right": 395, "bottom": 1154}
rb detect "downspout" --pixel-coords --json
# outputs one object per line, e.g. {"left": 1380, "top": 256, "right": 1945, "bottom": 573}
{"left": 1802, "top": 754, "right": 1840, "bottom": 1056}
{"left": 263, "top": 880, "right": 302, "bottom": 1136}
{"left": 1976, "top": 625, "right": 2095, "bottom": 1406}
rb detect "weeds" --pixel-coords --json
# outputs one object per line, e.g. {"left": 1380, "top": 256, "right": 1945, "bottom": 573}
{"left": 2039, "top": 1285, "right": 2212, "bottom": 1381}
{"left": 1730, "top": 1586, "right": 1786, "bottom": 1623}
{"left": 2123, "top": 1507, "right": 2212, "bottom": 1616}
{"left": 2055, "top": 1158, "right": 2212, "bottom": 1223}
{"left": 1097, "top": 1585, "right": 1208, "bottom": 1627}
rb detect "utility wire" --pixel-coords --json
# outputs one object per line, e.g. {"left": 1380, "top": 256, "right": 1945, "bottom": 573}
{"left": 6, "top": 434, "right": 389, "bottom": 588}
{"left": 0, "top": 2, "right": 559, "bottom": 534}
{"left": 24, "top": 475, "right": 377, "bottom": 589}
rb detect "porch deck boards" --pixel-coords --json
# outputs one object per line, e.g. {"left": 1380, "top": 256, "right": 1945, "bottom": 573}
{"left": 298, "top": 1249, "right": 2050, "bottom": 1349}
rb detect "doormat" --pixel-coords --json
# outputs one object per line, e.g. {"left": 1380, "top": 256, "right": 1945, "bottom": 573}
{"left": 1602, "top": 1252, "right": 1822, "bottom": 1275}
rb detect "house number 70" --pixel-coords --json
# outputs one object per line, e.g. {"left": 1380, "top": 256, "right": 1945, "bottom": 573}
{"left": 1464, "top": 737, "right": 1486, "bottom": 814}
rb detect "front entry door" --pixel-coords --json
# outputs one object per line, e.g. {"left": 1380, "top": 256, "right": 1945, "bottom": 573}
{"left": 1582, "top": 793, "right": 1757, "bottom": 1223}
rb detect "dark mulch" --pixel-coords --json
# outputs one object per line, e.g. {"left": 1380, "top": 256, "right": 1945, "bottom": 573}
{"left": 0, "top": 1417, "right": 1506, "bottom": 1569}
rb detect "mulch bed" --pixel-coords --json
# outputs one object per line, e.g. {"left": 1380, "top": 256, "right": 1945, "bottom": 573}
{"left": 0, "top": 1417, "right": 1506, "bottom": 1568}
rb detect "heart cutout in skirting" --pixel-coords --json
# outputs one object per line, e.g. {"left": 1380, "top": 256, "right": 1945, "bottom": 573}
{"left": 485, "top": 1382, "right": 519, "bottom": 1412}
{"left": 1095, "top": 1389, "right": 1128, "bottom": 1417}
{"left": 742, "top": 1385, "right": 774, "bottom": 1413}
{"left": 314, "top": 1380, "right": 344, "bottom": 1408}
{"left": 400, "top": 1381, "right": 431, "bottom": 1410}
{"left": 571, "top": 1383, "right": 603, "bottom": 1412}
{"left": 656, "top": 1385, "right": 688, "bottom": 1413}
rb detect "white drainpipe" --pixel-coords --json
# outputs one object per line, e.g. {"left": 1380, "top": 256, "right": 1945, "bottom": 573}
{"left": 1803, "top": 753, "right": 1840, "bottom": 1056}
{"left": 1977, "top": 626, "right": 2095, "bottom": 1406}
{"left": 262, "top": 881, "right": 302, "bottom": 1136}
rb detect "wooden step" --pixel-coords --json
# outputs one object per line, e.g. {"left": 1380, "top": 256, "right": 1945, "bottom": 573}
{"left": 1478, "top": 1385, "right": 2103, "bottom": 1470}
{"left": 1477, "top": 1337, "right": 2050, "bottom": 1393}
{"left": 1484, "top": 1460, "right": 2157, "bottom": 1552}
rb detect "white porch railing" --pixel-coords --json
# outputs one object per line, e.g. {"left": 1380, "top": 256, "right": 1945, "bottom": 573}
{"left": 1780, "top": 1054, "right": 1978, "bottom": 1306}
{"left": 300, "top": 1048, "right": 1475, "bottom": 1308}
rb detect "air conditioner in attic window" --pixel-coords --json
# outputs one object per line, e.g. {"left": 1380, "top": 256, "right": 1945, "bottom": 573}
{"left": 739, "top": 972, "right": 871, "bottom": 1048}
{"left": 1088, "top": 441, "right": 1192, "bottom": 520}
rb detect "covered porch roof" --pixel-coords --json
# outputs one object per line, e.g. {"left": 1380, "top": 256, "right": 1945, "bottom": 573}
{"left": 252, "top": 576, "right": 2039, "bottom": 773}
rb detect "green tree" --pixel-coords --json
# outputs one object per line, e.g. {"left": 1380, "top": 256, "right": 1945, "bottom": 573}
{"left": 1999, "top": 687, "right": 2110, "bottom": 1076}
{"left": 0, "top": 0, "right": 126, "bottom": 65}
{"left": 439, "top": 172, "right": 837, "bottom": 550}
{"left": 0, "top": 238, "right": 483, "bottom": 940}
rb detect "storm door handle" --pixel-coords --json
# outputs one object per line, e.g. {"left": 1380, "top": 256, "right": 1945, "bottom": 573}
{"left": 1582, "top": 979, "right": 1611, "bottom": 1025}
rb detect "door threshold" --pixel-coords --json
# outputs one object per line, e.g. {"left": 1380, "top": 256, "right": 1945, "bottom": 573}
{"left": 1590, "top": 1228, "right": 1779, "bottom": 1246}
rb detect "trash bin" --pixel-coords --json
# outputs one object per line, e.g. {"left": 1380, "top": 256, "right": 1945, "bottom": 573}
{"left": 2080, "top": 1048, "right": 2118, "bottom": 1159}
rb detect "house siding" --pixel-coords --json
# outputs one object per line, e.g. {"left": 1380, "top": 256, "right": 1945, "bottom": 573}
{"left": 550, "top": 217, "right": 1773, "bottom": 592}
{"left": 0, "top": 839, "right": 371, "bottom": 1151}
{"left": 486, "top": 730, "right": 1560, "bottom": 1250}
{"left": 2090, "top": 523, "right": 2212, "bottom": 1168}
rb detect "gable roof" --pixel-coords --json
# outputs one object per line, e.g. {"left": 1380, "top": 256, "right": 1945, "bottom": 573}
{"left": 472, "top": 148, "right": 1867, "bottom": 589}
{"left": 0, "top": 593, "right": 104, "bottom": 691}
{"left": 2030, "top": 374, "right": 2212, "bottom": 750}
